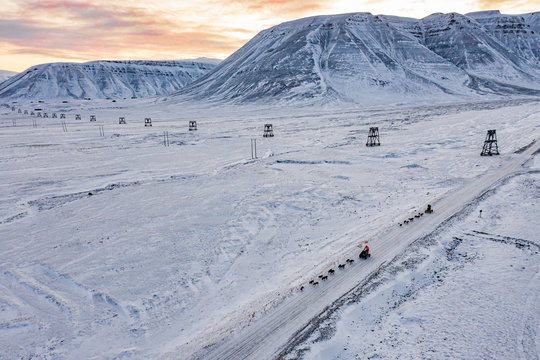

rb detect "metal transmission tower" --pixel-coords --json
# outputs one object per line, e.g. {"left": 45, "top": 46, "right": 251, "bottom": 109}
{"left": 263, "top": 124, "right": 274, "bottom": 137}
{"left": 366, "top": 127, "right": 380, "bottom": 147}
{"left": 480, "top": 130, "right": 499, "bottom": 156}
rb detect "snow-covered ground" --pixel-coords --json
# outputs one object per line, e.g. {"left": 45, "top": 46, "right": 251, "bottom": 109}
{"left": 0, "top": 98, "right": 539, "bottom": 359}
{"left": 287, "top": 169, "right": 540, "bottom": 360}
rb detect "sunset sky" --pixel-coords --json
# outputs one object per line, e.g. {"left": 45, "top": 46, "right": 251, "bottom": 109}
{"left": 1, "top": 0, "right": 538, "bottom": 72}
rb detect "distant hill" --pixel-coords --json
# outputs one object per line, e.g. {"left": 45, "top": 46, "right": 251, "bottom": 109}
{"left": 0, "top": 59, "right": 219, "bottom": 100}
{"left": 176, "top": 11, "right": 540, "bottom": 104}
{"left": 0, "top": 70, "right": 17, "bottom": 83}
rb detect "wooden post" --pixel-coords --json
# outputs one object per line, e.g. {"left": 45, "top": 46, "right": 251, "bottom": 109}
{"left": 251, "top": 139, "right": 258, "bottom": 159}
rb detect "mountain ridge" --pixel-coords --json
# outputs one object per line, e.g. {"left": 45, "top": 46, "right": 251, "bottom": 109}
{"left": 175, "top": 11, "right": 540, "bottom": 104}
{"left": 0, "top": 59, "right": 219, "bottom": 100}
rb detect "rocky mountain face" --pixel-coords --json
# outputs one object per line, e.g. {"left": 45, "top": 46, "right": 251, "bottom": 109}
{"left": 468, "top": 11, "right": 540, "bottom": 68}
{"left": 177, "top": 11, "right": 540, "bottom": 104}
{"left": 0, "top": 59, "right": 219, "bottom": 100}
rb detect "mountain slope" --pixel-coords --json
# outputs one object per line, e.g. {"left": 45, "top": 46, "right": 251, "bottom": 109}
{"left": 0, "top": 59, "right": 219, "bottom": 100}
{"left": 0, "top": 70, "right": 17, "bottom": 83}
{"left": 468, "top": 10, "right": 540, "bottom": 69}
{"left": 418, "top": 12, "right": 539, "bottom": 93}
{"left": 177, "top": 11, "right": 540, "bottom": 103}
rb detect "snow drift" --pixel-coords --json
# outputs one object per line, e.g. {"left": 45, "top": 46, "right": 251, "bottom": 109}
{"left": 0, "top": 59, "right": 219, "bottom": 100}
{"left": 177, "top": 11, "right": 540, "bottom": 103}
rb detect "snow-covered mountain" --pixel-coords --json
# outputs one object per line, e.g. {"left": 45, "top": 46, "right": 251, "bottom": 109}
{"left": 0, "top": 70, "right": 17, "bottom": 83}
{"left": 177, "top": 11, "right": 540, "bottom": 103}
{"left": 0, "top": 59, "right": 219, "bottom": 100}
{"left": 468, "top": 10, "right": 540, "bottom": 69}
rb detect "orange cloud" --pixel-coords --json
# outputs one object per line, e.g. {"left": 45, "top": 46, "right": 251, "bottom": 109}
{"left": 3, "top": 0, "right": 537, "bottom": 72}
{"left": 235, "top": 0, "right": 331, "bottom": 12}
{"left": 474, "top": 0, "right": 540, "bottom": 12}
{"left": 0, "top": 0, "right": 255, "bottom": 70}
{"left": 0, "top": 0, "right": 345, "bottom": 71}
{"left": 216, "top": 0, "right": 334, "bottom": 19}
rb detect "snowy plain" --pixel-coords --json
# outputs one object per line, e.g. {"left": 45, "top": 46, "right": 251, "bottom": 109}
{"left": 288, "top": 165, "right": 540, "bottom": 360}
{"left": 0, "top": 97, "right": 539, "bottom": 359}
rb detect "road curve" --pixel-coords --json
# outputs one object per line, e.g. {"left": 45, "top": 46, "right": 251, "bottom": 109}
{"left": 192, "top": 138, "right": 539, "bottom": 360}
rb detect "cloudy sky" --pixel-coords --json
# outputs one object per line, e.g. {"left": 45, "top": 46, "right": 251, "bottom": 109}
{"left": 0, "top": 0, "right": 538, "bottom": 72}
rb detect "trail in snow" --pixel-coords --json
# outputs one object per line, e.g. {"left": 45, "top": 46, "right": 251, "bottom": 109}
{"left": 1, "top": 98, "right": 539, "bottom": 359}
{"left": 191, "top": 140, "right": 539, "bottom": 360}
{"left": 294, "top": 170, "right": 540, "bottom": 360}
